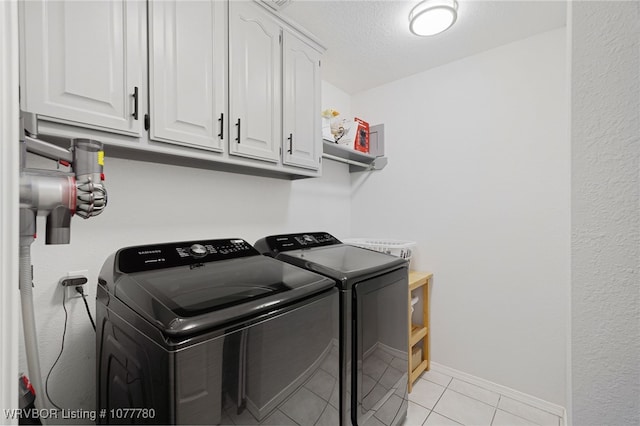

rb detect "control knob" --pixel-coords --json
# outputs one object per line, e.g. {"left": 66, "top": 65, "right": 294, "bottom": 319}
{"left": 189, "top": 244, "right": 208, "bottom": 259}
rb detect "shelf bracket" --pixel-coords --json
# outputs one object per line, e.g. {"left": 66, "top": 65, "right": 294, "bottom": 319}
{"left": 371, "top": 156, "right": 388, "bottom": 170}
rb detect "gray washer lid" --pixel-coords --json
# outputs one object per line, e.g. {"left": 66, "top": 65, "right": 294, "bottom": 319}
{"left": 276, "top": 244, "right": 407, "bottom": 288}
{"left": 110, "top": 255, "right": 335, "bottom": 336}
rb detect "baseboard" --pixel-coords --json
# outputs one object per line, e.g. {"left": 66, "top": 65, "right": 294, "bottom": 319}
{"left": 430, "top": 362, "right": 567, "bottom": 423}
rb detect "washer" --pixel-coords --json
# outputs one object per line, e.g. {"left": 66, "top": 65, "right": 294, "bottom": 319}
{"left": 255, "top": 232, "right": 409, "bottom": 426}
{"left": 96, "top": 238, "right": 338, "bottom": 425}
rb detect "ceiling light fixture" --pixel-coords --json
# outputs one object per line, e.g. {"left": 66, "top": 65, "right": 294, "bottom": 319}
{"left": 409, "top": 0, "right": 459, "bottom": 37}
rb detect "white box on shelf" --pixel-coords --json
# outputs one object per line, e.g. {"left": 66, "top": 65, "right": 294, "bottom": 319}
{"left": 369, "top": 124, "right": 385, "bottom": 157}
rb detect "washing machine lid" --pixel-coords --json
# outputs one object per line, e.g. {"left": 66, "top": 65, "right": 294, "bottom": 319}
{"left": 104, "top": 239, "right": 335, "bottom": 336}
{"left": 255, "top": 232, "right": 408, "bottom": 284}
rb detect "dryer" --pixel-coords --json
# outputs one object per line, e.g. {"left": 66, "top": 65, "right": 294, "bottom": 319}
{"left": 96, "top": 238, "right": 338, "bottom": 425}
{"left": 255, "top": 232, "right": 409, "bottom": 426}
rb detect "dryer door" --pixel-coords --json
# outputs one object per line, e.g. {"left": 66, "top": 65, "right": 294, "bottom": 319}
{"left": 352, "top": 267, "right": 409, "bottom": 426}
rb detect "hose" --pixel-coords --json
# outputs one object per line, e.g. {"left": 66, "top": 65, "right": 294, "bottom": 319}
{"left": 19, "top": 244, "right": 48, "bottom": 422}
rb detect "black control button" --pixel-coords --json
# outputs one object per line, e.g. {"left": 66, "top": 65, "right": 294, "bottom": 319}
{"left": 189, "top": 244, "right": 207, "bottom": 259}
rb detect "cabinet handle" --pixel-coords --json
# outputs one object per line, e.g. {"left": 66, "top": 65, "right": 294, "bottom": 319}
{"left": 287, "top": 133, "right": 293, "bottom": 154}
{"left": 218, "top": 113, "right": 224, "bottom": 139}
{"left": 235, "top": 118, "right": 241, "bottom": 143}
{"left": 131, "top": 87, "right": 139, "bottom": 120}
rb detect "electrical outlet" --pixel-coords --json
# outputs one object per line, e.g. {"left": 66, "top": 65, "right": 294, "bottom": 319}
{"left": 60, "top": 269, "right": 89, "bottom": 287}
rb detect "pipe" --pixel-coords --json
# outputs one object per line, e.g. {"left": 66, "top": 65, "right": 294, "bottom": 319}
{"left": 321, "top": 153, "right": 373, "bottom": 169}
{"left": 25, "top": 135, "right": 73, "bottom": 163}
{"left": 19, "top": 244, "right": 47, "bottom": 421}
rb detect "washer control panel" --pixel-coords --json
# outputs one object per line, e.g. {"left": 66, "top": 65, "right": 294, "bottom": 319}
{"left": 117, "top": 238, "right": 258, "bottom": 273}
{"left": 255, "top": 232, "right": 341, "bottom": 254}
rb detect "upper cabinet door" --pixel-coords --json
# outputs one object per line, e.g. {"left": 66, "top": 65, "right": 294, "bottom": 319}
{"left": 229, "top": 1, "right": 281, "bottom": 163}
{"left": 19, "top": 0, "right": 145, "bottom": 136}
{"left": 282, "top": 30, "right": 321, "bottom": 170}
{"left": 149, "top": 0, "right": 226, "bottom": 152}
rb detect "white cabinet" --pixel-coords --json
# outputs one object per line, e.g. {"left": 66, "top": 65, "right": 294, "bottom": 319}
{"left": 229, "top": 1, "right": 322, "bottom": 170}
{"left": 148, "top": 0, "right": 226, "bottom": 152}
{"left": 19, "top": 0, "right": 325, "bottom": 179}
{"left": 19, "top": 0, "right": 145, "bottom": 136}
{"left": 229, "top": 1, "right": 281, "bottom": 163}
{"left": 282, "top": 29, "right": 321, "bottom": 170}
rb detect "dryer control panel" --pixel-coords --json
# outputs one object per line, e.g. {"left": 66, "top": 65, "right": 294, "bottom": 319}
{"left": 117, "top": 238, "right": 258, "bottom": 273}
{"left": 255, "top": 232, "right": 341, "bottom": 254}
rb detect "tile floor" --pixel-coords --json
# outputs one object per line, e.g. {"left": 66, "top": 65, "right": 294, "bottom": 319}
{"left": 402, "top": 370, "right": 562, "bottom": 426}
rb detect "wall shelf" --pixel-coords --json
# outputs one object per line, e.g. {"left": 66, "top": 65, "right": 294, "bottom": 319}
{"left": 322, "top": 139, "right": 387, "bottom": 171}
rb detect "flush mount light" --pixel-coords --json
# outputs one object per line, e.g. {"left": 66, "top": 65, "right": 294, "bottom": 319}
{"left": 409, "top": 0, "right": 459, "bottom": 36}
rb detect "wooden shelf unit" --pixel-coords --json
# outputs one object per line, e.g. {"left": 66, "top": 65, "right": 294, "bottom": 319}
{"left": 408, "top": 271, "right": 432, "bottom": 393}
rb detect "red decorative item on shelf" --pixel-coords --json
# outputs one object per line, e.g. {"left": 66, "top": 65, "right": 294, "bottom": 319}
{"left": 353, "top": 117, "right": 370, "bottom": 153}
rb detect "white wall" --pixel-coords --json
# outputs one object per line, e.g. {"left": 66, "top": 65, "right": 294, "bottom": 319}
{"left": 569, "top": 1, "right": 640, "bottom": 425}
{"left": 322, "top": 80, "right": 352, "bottom": 119}
{"left": 19, "top": 81, "right": 353, "bottom": 422}
{"left": 350, "top": 29, "right": 569, "bottom": 405}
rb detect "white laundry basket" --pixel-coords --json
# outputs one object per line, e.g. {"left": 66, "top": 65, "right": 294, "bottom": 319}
{"left": 342, "top": 238, "right": 416, "bottom": 263}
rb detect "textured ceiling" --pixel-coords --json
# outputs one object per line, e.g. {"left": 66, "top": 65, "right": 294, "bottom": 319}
{"left": 282, "top": 0, "right": 567, "bottom": 94}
